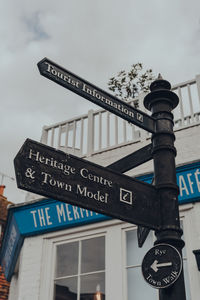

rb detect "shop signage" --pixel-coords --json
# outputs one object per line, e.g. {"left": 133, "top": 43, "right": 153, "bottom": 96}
{"left": 14, "top": 139, "right": 160, "bottom": 230}
{"left": 142, "top": 244, "right": 182, "bottom": 289}
{"left": 0, "top": 216, "right": 23, "bottom": 281}
{"left": 15, "top": 200, "right": 110, "bottom": 235}
{"left": 37, "top": 58, "right": 156, "bottom": 133}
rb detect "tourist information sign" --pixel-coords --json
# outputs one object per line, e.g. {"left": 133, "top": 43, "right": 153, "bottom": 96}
{"left": 14, "top": 139, "right": 160, "bottom": 230}
{"left": 37, "top": 58, "right": 156, "bottom": 133}
{"left": 142, "top": 244, "right": 182, "bottom": 289}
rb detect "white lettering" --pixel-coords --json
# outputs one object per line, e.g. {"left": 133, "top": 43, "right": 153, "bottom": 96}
{"left": 41, "top": 172, "right": 72, "bottom": 191}
{"left": 45, "top": 207, "right": 52, "bottom": 225}
{"left": 163, "top": 276, "right": 170, "bottom": 284}
{"left": 38, "top": 209, "right": 46, "bottom": 227}
{"left": 56, "top": 204, "right": 66, "bottom": 223}
{"left": 30, "top": 210, "right": 38, "bottom": 228}
{"left": 195, "top": 169, "right": 200, "bottom": 192}
{"left": 29, "top": 149, "right": 40, "bottom": 161}
{"left": 81, "top": 84, "right": 137, "bottom": 121}
{"left": 187, "top": 173, "right": 194, "bottom": 194}
{"left": 155, "top": 249, "right": 166, "bottom": 256}
{"left": 76, "top": 184, "right": 108, "bottom": 203}
{"left": 179, "top": 175, "right": 189, "bottom": 196}
{"left": 72, "top": 206, "right": 80, "bottom": 220}
{"left": 65, "top": 204, "right": 73, "bottom": 221}
{"left": 80, "top": 168, "right": 112, "bottom": 187}
{"left": 28, "top": 149, "right": 76, "bottom": 176}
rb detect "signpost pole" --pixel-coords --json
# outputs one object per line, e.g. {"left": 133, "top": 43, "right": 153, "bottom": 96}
{"left": 144, "top": 76, "right": 186, "bottom": 299}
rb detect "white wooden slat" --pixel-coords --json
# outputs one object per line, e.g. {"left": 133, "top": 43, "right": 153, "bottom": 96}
{"left": 58, "top": 125, "right": 62, "bottom": 148}
{"left": 107, "top": 111, "right": 110, "bottom": 147}
{"left": 99, "top": 112, "right": 102, "bottom": 150}
{"left": 72, "top": 121, "right": 76, "bottom": 151}
{"left": 123, "top": 120, "right": 127, "bottom": 143}
{"left": 187, "top": 84, "right": 194, "bottom": 122}
{"left": 115, "top": 115, "right": 118, "bottom": 145}
{"left": 178, "top": 87, "right": 184, "bottom": 124}
{"left": 87, "top": 110, "right": 94, "bottom": 156}
{"left": 50, "top": 128, "right": 55, "bottom": 147}
{"left": 65, "top": 123, "right": 69, "bottom": 148}
{"left": 80, "top": 118, "right": 84, "bottom": 154}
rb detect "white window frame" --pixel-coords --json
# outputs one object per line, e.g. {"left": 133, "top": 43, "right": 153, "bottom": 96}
{"left": 54, "top": 234, "right": 106, "bottom": 298}
{"left": 121, "top": 223, "right": 159, "bottom": 300}
{"left": 39, "top": 203, "right": 200, "bottom": 300}
{"left": 39, "top": 219, "right": 124, "bottom": 300}
{"left": 179, "top": 203, "right": 200, "bottom": 300}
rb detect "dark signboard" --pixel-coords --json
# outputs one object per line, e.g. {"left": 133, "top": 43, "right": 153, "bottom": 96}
{"left": 137, "top": 226, "right": 151, "bottom": 248}
{"left": 142, "top": 244, "right": 182, "bottom": 289}
{"left": 37, "top": 58, "right": 156, "bottom": 133}
{"left": 137, "top": 177, "right": 155, "bottom": 248}
{"left": 108, "top": 143, "right": 152, "bottom": 173}
{"left": 14, "top": 139, "right": 160, "bottom": 230}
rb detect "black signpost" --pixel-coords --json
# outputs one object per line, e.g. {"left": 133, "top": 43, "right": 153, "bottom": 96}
{"left": 143, "top": 77, "right": 186, "bottom": 300}
{"left": 14, "top": 58, "right": 187, "bottom": 300}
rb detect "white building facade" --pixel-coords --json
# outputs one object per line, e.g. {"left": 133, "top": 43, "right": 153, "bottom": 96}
{"left": 1, "top": 75, "right": 200, "bottom": 300}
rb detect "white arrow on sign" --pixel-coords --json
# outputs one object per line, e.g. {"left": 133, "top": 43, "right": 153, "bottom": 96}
{"left": 151, "top": 260, "right": 172, "bottom": 272}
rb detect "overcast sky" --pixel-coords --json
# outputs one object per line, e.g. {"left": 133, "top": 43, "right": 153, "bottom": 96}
{"left": 1, "top": 0, "right": 200, "bottom": 203}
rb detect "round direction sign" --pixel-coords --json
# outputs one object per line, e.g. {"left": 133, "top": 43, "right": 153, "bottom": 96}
{"left": 142, "top": 244, "right": 182, "bottom": 289}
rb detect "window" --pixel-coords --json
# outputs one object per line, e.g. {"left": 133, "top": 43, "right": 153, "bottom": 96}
{"left": 54, "top": 236, "right": 105, "bottom": 300}
{"left": 124, "top": 221, "right": 191, "bottom": 300}
{"left": 125, "top": 228, "right": 158, "bottom": 300}
{"left": 41, "top": 216, "right": 193, "bottom": 300}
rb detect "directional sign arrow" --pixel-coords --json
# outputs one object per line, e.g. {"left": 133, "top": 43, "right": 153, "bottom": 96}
{"left": 37, "top": 58, "right": 156, "bottom": 133}
{"left": 151, "top": 260, "right": 173, "bottom": 272}
{"left": 14, "top": 139, "right": 160, "bottom": 230}
{"left": 142, "top": 244, "right": 183, "bottom": 289}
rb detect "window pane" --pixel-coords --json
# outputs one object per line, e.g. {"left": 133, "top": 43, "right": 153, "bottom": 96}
{"left": 127, "top": 267, "right": 158, "bottom": 300}
{"left": 56, "top": 242, "right": 79, "bottom": 278}
{"left": 126, "top": 229, "right": 153, "bottom": 266}
{"left": 80, "top": 272, "right": 105, "bottom": 300}
{"left": 183, "top": 260, "right": 191, "bottom": 300}
{"left": 180, "top": 220, "right": 191, "bottom": 298}
{"left": 180, "top": 220, "right": 187, "bottom": 258}
{"left": 81, "top": 237, "right": 105, "bottom": 273}
{"left": 54, "top": 277, "right": 77, "bottom": 300}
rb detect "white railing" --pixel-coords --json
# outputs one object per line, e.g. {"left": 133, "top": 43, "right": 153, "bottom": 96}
{"left": 40, "top": 75, "right": 200, "bottom": 157}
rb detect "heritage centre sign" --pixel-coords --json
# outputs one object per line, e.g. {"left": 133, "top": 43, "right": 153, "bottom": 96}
{"left": 14, "top": 139, "right": 160, "bottom": 230}
{"left": 37, "top": 58, "right": 156, "bottom": 133}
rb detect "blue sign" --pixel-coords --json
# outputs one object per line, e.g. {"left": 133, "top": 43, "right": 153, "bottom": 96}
{"left": 139, "top": 161, "right": 200, "bottom": 204}
{"left": 177, "top": 164, "right": 200, "bottom": 203}
{"left": 0, "top": 216, "right": 23, "bottom": 281}
{"left": 15, "top": 200, "right": 110, "bottom": 236}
